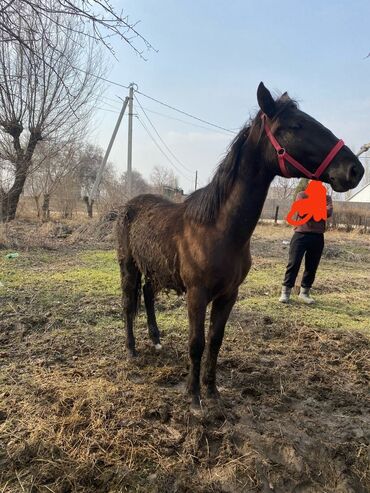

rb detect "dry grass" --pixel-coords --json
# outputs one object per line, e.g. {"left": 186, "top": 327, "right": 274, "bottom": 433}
{"left": 0, "top": 221, "right": 369, "bottom": 493}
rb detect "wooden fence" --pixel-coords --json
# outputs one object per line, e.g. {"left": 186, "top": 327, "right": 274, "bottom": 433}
{"left": 260, "top": 199, "right": 370, "bottom": 232}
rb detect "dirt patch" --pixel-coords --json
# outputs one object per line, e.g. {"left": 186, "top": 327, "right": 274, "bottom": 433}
{"left": 1, "top": 313, "right": 369, "bottom": 492}
{"left": 0, "top": 223, "right": 369, "bottom": 492}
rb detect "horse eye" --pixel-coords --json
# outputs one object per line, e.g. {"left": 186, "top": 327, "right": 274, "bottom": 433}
{"left": 290, "top": 123, "right": 302, "bottom": 130}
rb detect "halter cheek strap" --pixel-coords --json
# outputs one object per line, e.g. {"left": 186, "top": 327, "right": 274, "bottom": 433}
{"left": 261, "top": 114, "right": 345, "bottom": 179}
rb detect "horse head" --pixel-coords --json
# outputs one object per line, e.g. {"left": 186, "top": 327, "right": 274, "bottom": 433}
{"left": 256, "top": 83, "right": 364, "bottom": 192}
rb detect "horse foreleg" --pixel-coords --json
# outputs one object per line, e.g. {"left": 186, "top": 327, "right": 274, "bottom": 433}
{"left": 203, "top": 290, "right": 238, "bottom": 398}
{"left": 186, "top": 287, "right": 207, "bottom": 409}
{"left": 143, "top": 281, "right": 161, "bottom": 350}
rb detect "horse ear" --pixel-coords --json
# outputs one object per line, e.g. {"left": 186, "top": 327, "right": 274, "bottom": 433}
{"left": 257, "top": 82, "right": 276, "bottom": 118}
{"left": 281, "top": 91, "right": 290, "bottom": 100}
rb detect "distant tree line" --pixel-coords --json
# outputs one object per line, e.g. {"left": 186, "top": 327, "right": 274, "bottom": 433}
{"left": 16, "top": 143, "right": 182, "bottom": 220}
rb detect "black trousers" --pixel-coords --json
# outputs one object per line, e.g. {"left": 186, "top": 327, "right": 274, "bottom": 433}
{"left": 283, "top": 232, "right": 324, "bottom": 288}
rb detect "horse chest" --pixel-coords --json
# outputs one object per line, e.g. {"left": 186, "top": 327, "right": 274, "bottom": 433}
{"left": 179, "top": 236, "right": 251, "bottom": 296}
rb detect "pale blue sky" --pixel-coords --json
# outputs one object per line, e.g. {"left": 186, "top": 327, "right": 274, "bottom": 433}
{"left": 92, "top": 0, "right": 370, "bottom": 192}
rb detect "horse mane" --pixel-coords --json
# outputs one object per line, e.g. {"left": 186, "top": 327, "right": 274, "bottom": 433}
{"left": 184, "top": 127, "right": 250, "bottom": 224}
{"left": 184, "top": 96, "right": 298, "bottom": 224}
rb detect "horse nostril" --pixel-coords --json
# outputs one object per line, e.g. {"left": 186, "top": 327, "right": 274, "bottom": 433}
{"left": 347, "top": 164, "right": 359, "bottom": 182}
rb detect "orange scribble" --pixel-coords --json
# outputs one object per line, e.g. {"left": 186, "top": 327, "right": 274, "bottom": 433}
{"left": 286, "top": 181, "right": 327, "bottom": 226}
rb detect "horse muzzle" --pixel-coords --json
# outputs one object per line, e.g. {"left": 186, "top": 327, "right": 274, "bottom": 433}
{"left": 328, "top": 159, "right": 364, "bottom": 192}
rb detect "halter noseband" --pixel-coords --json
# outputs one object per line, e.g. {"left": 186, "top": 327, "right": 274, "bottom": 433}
{"left": 261, "top": 113, "right": 345, "bottom": 179}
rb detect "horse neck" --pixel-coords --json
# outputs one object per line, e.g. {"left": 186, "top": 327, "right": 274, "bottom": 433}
{"left": 216, "top": 150, "right": 274, "bottom": 246}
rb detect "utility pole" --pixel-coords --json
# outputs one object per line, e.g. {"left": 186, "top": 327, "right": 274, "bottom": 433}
{"left": 356, "top": 142, "right": 370, "bottom": 157}
{"left": 88, "top": 96, "right": 129, "bottom": 215}
{"left": 194, "top": 170, "right": 198, "bottom": 191}
{"left": 344, "top": 142, "right": 370, "bottom": 202}
{"left": 127, "top": 83, "right": 135, "bottom": 199}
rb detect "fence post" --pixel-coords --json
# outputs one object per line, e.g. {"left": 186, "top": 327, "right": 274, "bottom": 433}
{"left": 274, "top": 206, "right": 279, "bottom": 224}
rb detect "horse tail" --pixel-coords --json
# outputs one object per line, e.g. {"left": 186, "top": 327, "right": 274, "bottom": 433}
{"left": 117, "top": 204, "right": 135, "bottom": 255}
{"left": 117, "top": 204, "right": 142, "bottom": 315}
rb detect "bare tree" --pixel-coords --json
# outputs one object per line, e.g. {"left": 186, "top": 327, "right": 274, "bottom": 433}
{"left": 269, "top": 176, "right": 297, "bottom": 200}
{"left": 150, "top": 165, "right": 178, "bottom": 194}
{"left": 0, "top": 0, "right": 154, "bottom": 59}
{"left": 121, "top": 170, "right": 150, "bottom": 198}
{"left": 25, "top": 139, "right": 82, "bottom": 220}
{"left": 77, "top": 144, "right": 104, "bottom": 199}
{"left": 293, "top": 178, "right": 309, "bottom": 201}
{"left": 53, "top": 172, "right": 81, "bottom": 219}
{"left": 0, "top": 10, "right": 103, "bottom": 221}
{"left": 76, "top": 143, "right": 117, "bottom": 217}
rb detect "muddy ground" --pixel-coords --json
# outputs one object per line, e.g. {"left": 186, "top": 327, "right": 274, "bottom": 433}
{"left": 0, "top": 220, "right": 369, "bottom": 492}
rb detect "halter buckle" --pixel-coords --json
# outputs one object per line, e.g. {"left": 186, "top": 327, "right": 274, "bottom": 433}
{"left": 277, "top": 148, "right": 286, "bottom": 156}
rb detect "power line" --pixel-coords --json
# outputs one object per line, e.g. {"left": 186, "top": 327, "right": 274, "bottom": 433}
{"left": 102, "top": 95, "right": 123, "bottom": 105}
{"left": 135, "top": 115, "right": 192, "bottom": 182}
{"left": 36, "top": 59, "right": 236, "bottom": 133}
{"left": 97, "top": 101, "right": 234, "bottom": 136}
{"left": 135, "top": 94, "right": 193, "bottom": 173}
{"left": 72, "top": 66, "right": 130, "bottom": 90}
{"left": 139, "top": 105, "right": 233, "bottom": 134}
{"left": 96, "top": 106, "right": 121, "bottom": 114}
{"left": 134, "top": 88, "right": 236, "bottom": 134}
{"left": 136, "top": 114, "right": 192, "bottom": 182}
{"left": 100, "top": 98, "right": 122, "bottom": 110}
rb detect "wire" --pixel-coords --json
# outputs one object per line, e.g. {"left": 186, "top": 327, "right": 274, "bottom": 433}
{"left": 135, "top": 115, "right": 193, "bottom": 182}
{"left": 47, "top": 61, "right": 236, "bottom": 133}
{"left": 135, "top": 94, "right": 193, "bottom": 173}
{"left": 102, "top": 95, "right": 123, "bottom": 105}
{"left": 100, "top": 98, "right": 122, "bottom": 110}
{"left": 96, "top": 106, "right": 121, "bottom": 114}
{"left": 139, "top": 105, "right": 233, "bottom": 134}
{"left": 72, "top": 66, "right": 130, "bottom": 90}
{"left": 136, "top": 114, "right": 192, "bottom": 182}
{"left": 134, "top": 88, "right": 236, "bottom": 134}
{"left": 117, "top": 94, "right": 233, "bottom": 134}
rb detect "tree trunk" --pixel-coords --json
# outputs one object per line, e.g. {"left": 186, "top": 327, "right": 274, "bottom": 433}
{"left": 0, "top": 167, "right": 28, "bottom": 222}
{"left": 0, "top": 131, "right": 40, "bottom": 223}
{"left": 83, "top": 195, "right": 94, "bottom": 218}
{"left": 34, "top": 195, "right": 41, "bottom": 218}
{"left": 42, "top": 193, "right": 51, "bottom": 221}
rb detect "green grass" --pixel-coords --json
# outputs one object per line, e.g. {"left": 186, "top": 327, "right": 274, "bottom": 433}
{"left": 1, "top": 241, "right": 369, "bottom": 336}
{"left": 0, "top": 230, "right": 369, "bottom": 493}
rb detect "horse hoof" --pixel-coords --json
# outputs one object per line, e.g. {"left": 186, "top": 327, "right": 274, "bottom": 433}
{"left": 190, "top": 397, "right": 203, "bottom": 416}
{"left": 154, "top": 343, "right": 162, "bottom": 351}
{"left": 127, "top": 349, "right": 138, "bottom": 359}
{"left": 206, "top": 388, "right": 221, "bottom": 400}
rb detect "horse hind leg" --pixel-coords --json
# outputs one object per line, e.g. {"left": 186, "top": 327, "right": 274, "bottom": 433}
{"left": 143, "top": 280, "right": 162, "bottom": 350}
{"left": 119, "top": 256, "right": 141, "bottom": 358}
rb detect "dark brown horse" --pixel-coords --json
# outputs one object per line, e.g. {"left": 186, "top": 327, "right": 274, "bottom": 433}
{"left": 117, "top": 83, "right": 364, "bottom": 408}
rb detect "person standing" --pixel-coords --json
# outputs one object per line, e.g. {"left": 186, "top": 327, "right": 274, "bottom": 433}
{"left": 279, "top": 182, "right": 333, "bottom": 304}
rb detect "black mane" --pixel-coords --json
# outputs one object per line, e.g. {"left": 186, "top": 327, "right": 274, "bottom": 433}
{"left": 184, "top": 127, "right": 250, "bottom": 224}
{"left": 184, "top": 97, "right": 297, "bottom": 224}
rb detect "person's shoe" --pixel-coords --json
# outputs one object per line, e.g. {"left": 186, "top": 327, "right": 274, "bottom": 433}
{"left": 279, "top": 286, "right": 291, "bottom": 303}
{"left": 299, "top": 287, "right": 315, "bottom": 304}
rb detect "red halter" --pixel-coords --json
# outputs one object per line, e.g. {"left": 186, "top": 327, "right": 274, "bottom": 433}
{"left": 261, "top": 114, "right": 345, "bottom": 179}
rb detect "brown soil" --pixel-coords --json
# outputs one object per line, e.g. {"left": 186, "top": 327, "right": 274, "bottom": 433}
{"left": 0, "top": 220, "right": 369, "bottom": 492}
{"left": 1, "top": 307, "right": 369, "bottom": 493}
